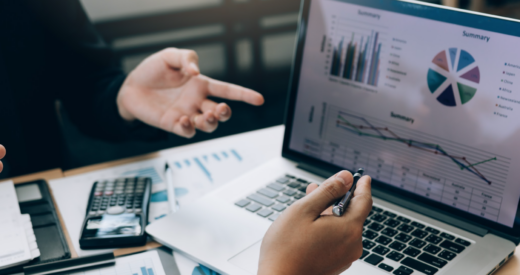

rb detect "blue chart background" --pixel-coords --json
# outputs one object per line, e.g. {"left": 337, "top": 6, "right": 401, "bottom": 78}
{"left": 192, "top": 265, "right": 220, "bottom": 275}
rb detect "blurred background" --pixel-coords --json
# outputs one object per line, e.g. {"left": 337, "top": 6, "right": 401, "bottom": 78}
{"left": 63, "top": 0, "right": 520, "bottom": 170}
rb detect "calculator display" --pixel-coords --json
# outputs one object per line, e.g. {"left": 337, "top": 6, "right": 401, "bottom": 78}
{"left": 82, "top": 214, "right": 141, "bottom": 238}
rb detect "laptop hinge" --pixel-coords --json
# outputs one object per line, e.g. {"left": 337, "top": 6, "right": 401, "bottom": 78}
{"left": 296, "top": 162, "right": 337, "bottom": 179}
{"left": 373, "top": 188, "right": 489, "bottom": 237}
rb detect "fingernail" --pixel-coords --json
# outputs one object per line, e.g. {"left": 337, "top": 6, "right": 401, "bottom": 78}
{"left": 207, "top": 116, "right": 215, "bottom": 123}
{"left": 182, "top": 121, "right": 190, "bottom": 127}
{"left": 335, "top": 173, "right": 346, "bottom": 185}
{"left": 190, "top": 63, "right": 199, "bottom": 73}
{"left": 221, "top": 109, "right": 228, "bottom": 116}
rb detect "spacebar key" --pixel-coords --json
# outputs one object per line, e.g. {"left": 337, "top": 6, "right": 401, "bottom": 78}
{"left": 401, "top": 257, "right": 438, "bottom": 275}
{"left": 247, "top": 194, "right": 274, "bottom": 206}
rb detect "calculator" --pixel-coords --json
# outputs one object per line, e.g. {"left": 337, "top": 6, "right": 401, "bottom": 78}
{"left": 79, "top": 177, "right": 152, "bottom": 249}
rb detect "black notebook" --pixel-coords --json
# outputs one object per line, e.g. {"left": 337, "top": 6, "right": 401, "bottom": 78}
{"left": 1, "top": 180, "right": 71, "bottom": 275}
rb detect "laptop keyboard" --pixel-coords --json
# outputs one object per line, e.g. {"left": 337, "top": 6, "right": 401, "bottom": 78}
{"left": 234, "top": 174, "right": 473, "bottom": 275}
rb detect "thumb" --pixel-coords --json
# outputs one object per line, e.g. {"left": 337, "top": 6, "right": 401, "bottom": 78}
{"left": 300, "top": 171, "right": 353, "bottom": 218}
{"left": 160, "top": 48, "right": 200, "bottom": 76}
{"left": 343, "top": 176, "right": 373, "bottom": 224}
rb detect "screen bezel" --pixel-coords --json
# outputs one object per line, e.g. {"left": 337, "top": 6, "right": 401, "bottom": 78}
{"left": 282, "top": 0, "right": 520, "bottom": 239}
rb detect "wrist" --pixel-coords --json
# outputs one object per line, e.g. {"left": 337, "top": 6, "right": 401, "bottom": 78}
{"left": 116, "top": 85, "right": 136, "bottom": 122}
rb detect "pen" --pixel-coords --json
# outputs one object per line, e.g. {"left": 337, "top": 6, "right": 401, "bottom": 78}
{"left": 332, "top": 168, "right": 365, "bottom": 217}
{"left": 165, "top": 163, "right": 180, "bottom": 213}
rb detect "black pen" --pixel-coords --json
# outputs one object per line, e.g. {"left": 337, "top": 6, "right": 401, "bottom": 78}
{"left": 332, "top": 168, "right": 365, "bottom": 217}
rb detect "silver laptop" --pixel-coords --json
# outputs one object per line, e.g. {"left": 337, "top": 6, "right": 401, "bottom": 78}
{"left": 147, "top": 0, "right": 520, "bottom": 274}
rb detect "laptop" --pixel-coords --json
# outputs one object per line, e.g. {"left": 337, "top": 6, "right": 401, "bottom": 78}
{"left": 147, "top": 0, "right": 520, "bottom": 274}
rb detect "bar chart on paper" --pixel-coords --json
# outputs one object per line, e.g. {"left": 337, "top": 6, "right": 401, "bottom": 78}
{"left": 67, "top": 250, "right": 165, "bottom": 275}
{"left": 327, "top": 15, "right": 386, "bottom": 87}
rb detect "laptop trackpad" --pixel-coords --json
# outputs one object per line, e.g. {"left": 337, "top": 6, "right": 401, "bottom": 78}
{"left": 228, "top": 239, "right": 262, "bottom": 274}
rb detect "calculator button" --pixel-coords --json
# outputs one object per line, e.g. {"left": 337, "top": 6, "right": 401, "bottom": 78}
{"left": 89, "top": 211, "right": 97, "bottom": 216}
{"left": 104, "top": 191, "right": 114, "bottom": 196}
{"left": 94, "top": 192, "right": 103, "bottom": 196}
{"left": 134, "top": 209, "right": 142, "bottom": 214}
{"left": 107, "top": 206, "right": 126, "bottom": 215}
{"left": 126, "top": 209, "right": 134, "bottom": 213}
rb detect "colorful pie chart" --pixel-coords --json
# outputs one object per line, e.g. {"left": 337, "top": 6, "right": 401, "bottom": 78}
{"left": 427, "top": 48, "right": 480, "bottom": 107}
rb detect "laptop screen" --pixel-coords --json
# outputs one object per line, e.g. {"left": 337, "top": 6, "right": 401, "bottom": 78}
{"left": 288, "top": 0, "right": 520, "bottom": 228}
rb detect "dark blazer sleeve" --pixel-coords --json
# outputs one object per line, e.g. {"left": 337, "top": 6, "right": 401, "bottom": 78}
{"left": 27, "top": 0, "right": 167, "bottom": 142}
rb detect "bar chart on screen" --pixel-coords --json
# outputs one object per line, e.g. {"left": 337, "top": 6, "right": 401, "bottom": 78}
{"left": 67, "top": 251, "right": 165, "bottom": 275}
{"left": 326, "top": 15, "right": 387, "bottom": 88}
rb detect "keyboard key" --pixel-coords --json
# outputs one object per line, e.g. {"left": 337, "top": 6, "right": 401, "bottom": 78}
{"left": 276, "top": 195, "right": 291, "bottom": 203}
{"left": 375, "top": 236, "right": 392, "bottom": 246}
{"left": 257, "top": 208, "right": 274, "bottom": 217}
{"left": 363, "top": 240, "right": 376, "bottom": 250}
{"left": 283, "top": 189, "right": 297, "bottom": 196}
{"left": 257, "top": 188, "right": 278, "bottom": 199}
{"left": 247, "top": 193, "right": 275, "bottom": 206}
{"left": 276, "top": 177, "right": 289, "bottom": 184}
{"left": 298, "top": 186, "right": 307, "bottom": 192}
{"left": 287, "top": 200, "right": 296, "bottom": 206}
{"left": 296, "top": 178, "right": 308, "bottom": 183}
{"left": 411, "top": 221, "right": 425, "bottom": 229}
{"left": 363, "top": 230, "right": 379, "bottom": 240}
{"left": 364, "top": 254, "right": 384, "bottom": 266}
{"left": 368, "top": 222, "right": 384, "bottom": 232}
{"left": 440, "top": 233, "right": 455, "bottom": 241}
{"left": 373, "top": 245, "right": 390, "bottom": 256}
{"left": 387, "top": 251, "right": 405, "bottom": 262}
{"left": 384, "top": 219, "right": 401, "bottom": 228}
{"left": 423, "top": 244, "right": 441, "bottom": 255}
{"left": 409, "top": 239, "right": 427, "bottom": 249}
{"left": 455, "top": 238, "right": 471, "bottom": 246}
{"left": 411, "top": 229, "right": 429, "bottom": 239}
{"left": 368, "top": 210, "right": 374, "bottom": 217}
{"left": 246, "top": 204, "right": 261, "bottom": 212}
{"left": 288, "top": 182, "right": 300, "bottom": 188}
{"left": 438, "top": 250, "right": 457, "bottom": 261}
{"left": 371, "top": 214, "right": 388, "bottom": 223}
{"left": 403, "top": 247, "right": 421, "bottom": 257}
{"left": 378, "top": 263, "right": 394, "bottom": 272}
{"left": 396, "top": 216, "right": 411, "bottom": 223}
{"left": 285, "top": 174, "right": 296, "bottom": 179}
{"left": 389, "top": 241, "right": 406, "bottom": 251}
{"left": 425, "top": 227, "right": 440, "bottom": 235}
{"left": 235, "top": 199, "right": 250, "bottom": 208}
{"left": 397, "top": 224, "right": 415, "bottom": 233}
{"left": 381, "top": 228, "right": 398, "bottom": 237}
{"left": 393, "top": 266, "right": 414, "bottom": 275}
{"left": 267, "top": 183, "right": 285, "bottom": 192}
{"left": 268, "top": 213, "right": 280, "bottom": 221}
{"left": 401, "top": 257, "right": 438, "bottom": 275}
{"left": 372, "top": 206, "right": 384, "bottom": 212}
{"left": 383, "top": 211, "right": 397, "bottom": 218}
{"left": 395, "top": 233, "right": 413, "bottom": 243}
{"left": 363, "top": 220, "right": 371, "bottom": 226}
{"left": 294, "top": 193, "right": 305, "bottom": 200}
{"left": 360, "top": 249, "right": 370, "bottom": 259}
{"left": 272, "top": 204, "right": 286, "bottom": 212}
{"left": 425, "top": 235, "right": 443, "bottom": 245}
{"left": 439, "top": 240, "right": 465, "bottom": 253}
{"left": 418, "top": 253, "right": 447, "bottom": 268}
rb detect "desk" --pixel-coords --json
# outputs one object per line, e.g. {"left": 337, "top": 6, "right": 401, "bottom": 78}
{"left": 10, "top": 127, "right": 520, "bottom": 274}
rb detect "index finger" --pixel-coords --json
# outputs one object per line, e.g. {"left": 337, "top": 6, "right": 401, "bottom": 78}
{"left": 343, "top": 176, "right": 372, "bottom": 224}
{"left": 204, "top": 76, "right": 264, "bottom": 106}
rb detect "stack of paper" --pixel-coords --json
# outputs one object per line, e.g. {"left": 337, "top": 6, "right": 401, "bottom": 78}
{"left": 0, "top": 181, "right": 40, "bottom": 270}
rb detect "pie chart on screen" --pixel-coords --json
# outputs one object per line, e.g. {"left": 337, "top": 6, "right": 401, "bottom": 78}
{"left": 427, "top": 48, "right": 480, "bottom": 107}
